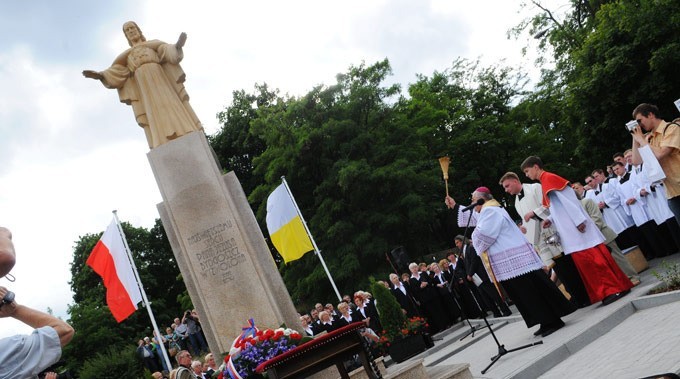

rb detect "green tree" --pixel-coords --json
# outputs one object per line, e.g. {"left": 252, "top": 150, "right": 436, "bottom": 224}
{"left": 404, "top": 59, "right": 543, "bottom": 228}
{"left": 210, "top": 83, "right": 278, "bottom": 195}
{"left": 515, "top": 0, "right": 680, "bottom": 172}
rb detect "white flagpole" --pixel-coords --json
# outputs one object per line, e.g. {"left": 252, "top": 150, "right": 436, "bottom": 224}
{"left": 112, "top": 210, "right": 173, "bottom": 371}
{"left": 280, "top": 177, "right": 342, "bottom": 302}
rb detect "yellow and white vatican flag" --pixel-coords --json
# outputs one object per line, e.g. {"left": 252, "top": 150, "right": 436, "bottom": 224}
{"left": 266, "top": 178, "right": 342, "bottom": 301}
{"left": 266, "top": 182, "right": 314, "bottom": 263}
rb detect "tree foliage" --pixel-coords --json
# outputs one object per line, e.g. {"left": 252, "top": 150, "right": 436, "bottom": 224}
{"left": 515, "top": 0, "right": 680, "bottom": 169}
{"left": 77, "top": 346, "right": 144, "bottom": 379}
{"left": 211, "top": 59, "right": 535, "bottom": 308}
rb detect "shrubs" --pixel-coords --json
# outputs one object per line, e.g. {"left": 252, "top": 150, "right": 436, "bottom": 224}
{"left": 370, "top": 279, "right": 407, "bottom": 345}
{"left": 652, "top": 260, "right": 680, "bottom": 293}
{"left": 78, "top": 345, "right": 144, "bottom": 379}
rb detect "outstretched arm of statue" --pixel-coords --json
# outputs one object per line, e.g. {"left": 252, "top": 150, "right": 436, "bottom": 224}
{"left": 176, "top": 32, "right": 187, "bottom": 50}
{"left": 82, "top": 70, "right": 104, "bottom": 81}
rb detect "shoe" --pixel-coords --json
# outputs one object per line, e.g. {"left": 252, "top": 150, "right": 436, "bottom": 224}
{"left": 533, "top": 325, "right": 546, "bottom": 336}
{"left": 493, "top": 313, "right": 502, "bottom": 318}
{"left": 540, "top": 320, "right": 565, "bottom": 337}
{"left": 601, "top": 289, "right": 631, "bottom": 306}
{"left": 502, "top": 310, "right": 512, "bottom": 317}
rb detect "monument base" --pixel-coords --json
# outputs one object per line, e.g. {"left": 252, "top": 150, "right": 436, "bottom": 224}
{"left": 148, "top": 131, "right": 301, "bottom": 354}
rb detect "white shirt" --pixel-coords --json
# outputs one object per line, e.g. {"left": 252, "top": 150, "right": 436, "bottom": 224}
{"left": 612, "top": 172, "right": 652, "bottom": 226}
{"left": 634, "top": 165, "right": 675, "bottom": 224}
{"left": 0, "top": 326, "right": 62, "bottom": 379}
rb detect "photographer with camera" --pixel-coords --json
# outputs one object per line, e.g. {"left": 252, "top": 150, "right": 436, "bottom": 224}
{"left": 631, "top": 103, "right": 680, "bottom": 225}
{"left": 0, "top": 226, "right": 75, "bottom": 379}
{"left": 182, "top": 309, "right": 208, "bottom": 355}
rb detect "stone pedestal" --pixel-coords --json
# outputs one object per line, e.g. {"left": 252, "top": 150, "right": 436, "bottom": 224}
{"left": 148, "top": 131, "right": 301, "bottom": 354}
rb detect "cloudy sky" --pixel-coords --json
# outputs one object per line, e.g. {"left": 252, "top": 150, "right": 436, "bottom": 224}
{"left": 0, "top": 0, "right": 560, "bottom": 337}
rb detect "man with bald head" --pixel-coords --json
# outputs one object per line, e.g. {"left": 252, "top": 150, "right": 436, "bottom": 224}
{"left": 0, "top": 227, "right": 15, "bottom": 278}
{"left": 0, "top": 226, "right": 75, "bottom": 379}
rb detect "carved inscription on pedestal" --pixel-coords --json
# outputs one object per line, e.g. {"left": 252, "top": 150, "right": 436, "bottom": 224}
{"left": 187, "top": 221, "right": 247, "bottom": 283}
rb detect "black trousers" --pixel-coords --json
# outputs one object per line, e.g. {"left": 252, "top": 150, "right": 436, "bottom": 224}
{"left": 552, "top": 253, "right": 590, "bottom": 307}
{"left": 477, "top": 281, "right": 511, "bottom": 316}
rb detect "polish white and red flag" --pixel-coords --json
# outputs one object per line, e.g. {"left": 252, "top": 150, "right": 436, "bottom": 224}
{"left": 86, "top": 219, "right": 143, "bottom": 322}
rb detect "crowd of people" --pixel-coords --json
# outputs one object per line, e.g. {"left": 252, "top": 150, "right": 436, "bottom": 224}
{"left": 296, "top": 102, "right": 680, "bottom": 342}
{"left": 434, "top": 102, "right": 680, "bottom": 338}
{"left": 136, "top": 309, "right": 214, "bottom": 378}
{"left": 297, "top": 251, "right": 514, "bottom": 342}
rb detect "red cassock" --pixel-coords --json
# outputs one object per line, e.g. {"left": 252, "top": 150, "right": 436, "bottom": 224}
{"left": 540, "top": 171, "right": 633, "bottom": 303}
{"left": 570, "top": 244, "right": 633, "bottom": 303}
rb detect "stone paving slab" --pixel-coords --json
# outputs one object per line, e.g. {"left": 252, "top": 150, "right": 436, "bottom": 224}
{"left": 539, "top": 297, "right": 680, "bottom": 378}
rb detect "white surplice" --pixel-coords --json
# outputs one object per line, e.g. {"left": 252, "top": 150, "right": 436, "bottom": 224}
{"left": 546, "top": 186, "right": 605, "bottom": 254}
{"left": 471, "top": 205, "right": 543, "bottom": 281}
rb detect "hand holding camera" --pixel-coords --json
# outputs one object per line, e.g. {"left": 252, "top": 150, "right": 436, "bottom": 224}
{"left": 0, "top": 286, "right": 17, "bottom": 317}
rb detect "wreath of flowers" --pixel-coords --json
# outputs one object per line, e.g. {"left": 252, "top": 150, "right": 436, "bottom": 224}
{"left": 219, "top": 319, "right": 303, "bottom": 379}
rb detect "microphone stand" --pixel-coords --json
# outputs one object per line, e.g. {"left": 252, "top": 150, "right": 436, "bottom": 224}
{"left": 457, "top": 202, "right": 543, "bottom": 374}
{"left": 447, "top": 282, "right": 479, "bottom": 341}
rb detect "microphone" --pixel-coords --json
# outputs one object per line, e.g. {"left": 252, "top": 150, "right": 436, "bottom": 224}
{"left": 461, "top": 199, "right": 485, "bottom": 212}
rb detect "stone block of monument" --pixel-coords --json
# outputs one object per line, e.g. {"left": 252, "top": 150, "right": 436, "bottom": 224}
{"left": 150, "top": 131, "right": 302, "bottom": 353}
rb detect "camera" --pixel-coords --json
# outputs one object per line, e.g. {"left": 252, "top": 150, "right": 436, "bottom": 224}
{"left": 625, "top": 120, "right": 638, "bottom": 132}
{"left": 1, "top": 290, "right": 14, "bottom": 304}
{"left": 38, "top": 361, "right": 72, "bottom": 379}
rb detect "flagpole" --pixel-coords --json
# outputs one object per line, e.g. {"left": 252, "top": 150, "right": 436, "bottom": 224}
{"left": 112, "top": 210, "right": 173, "bottom": 372}
{"left": 280, "top": 177, "right": 342, "bottom": 302}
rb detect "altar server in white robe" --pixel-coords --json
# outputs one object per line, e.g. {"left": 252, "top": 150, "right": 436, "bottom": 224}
{"left": 611, "top": 162, "right": 666, "bottom": 259}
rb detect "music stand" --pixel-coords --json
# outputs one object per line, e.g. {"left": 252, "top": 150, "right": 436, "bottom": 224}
{"left": 448, "top": 285, "right": 481, "bottom": 341}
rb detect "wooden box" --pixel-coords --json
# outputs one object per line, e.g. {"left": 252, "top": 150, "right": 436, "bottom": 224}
{"left": 622, "top": 246, "right": 648, "bottom": 273}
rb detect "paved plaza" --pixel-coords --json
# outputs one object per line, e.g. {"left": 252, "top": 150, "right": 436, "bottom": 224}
{"left": 393, "top": 253, "right": 680, "bottom": 378}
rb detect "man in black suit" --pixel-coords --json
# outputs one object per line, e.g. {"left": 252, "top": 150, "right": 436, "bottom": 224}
{"left": 445, "top": 249, "right": 482, "bottom": 319}
{"left": 456, "top": 235, "right": 512, "bottom": 317}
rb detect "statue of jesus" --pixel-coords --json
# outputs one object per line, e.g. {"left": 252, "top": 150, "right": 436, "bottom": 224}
{"left": 83, "top": 21, "right": 203, "bottom": 149}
